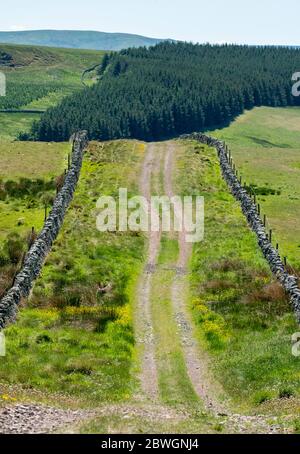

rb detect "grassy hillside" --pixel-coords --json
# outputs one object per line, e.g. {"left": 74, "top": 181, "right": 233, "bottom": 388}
{"left": 33, "top": 42, "right": 300, "bottom": 142}
{"left": 0, "top": 30, "right": 169, "bottom": 51}
{"left": 0, "top": 112, "right": 40, "bottom": 141}
{"left": 0, "top": 44, "right": 103, "bottom": 111}
{"left": 211, "top": 107, "right": 300, "bottom": 269}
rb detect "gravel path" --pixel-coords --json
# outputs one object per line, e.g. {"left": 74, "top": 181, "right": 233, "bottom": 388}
{"left": 0, "top": 403, "right": 92, "bottom": 434}
{"left": 165, "top": 142, "right": 222, "bottom": 411}
{"left": 135, "top": 143, "right": 162, "bottom": 399}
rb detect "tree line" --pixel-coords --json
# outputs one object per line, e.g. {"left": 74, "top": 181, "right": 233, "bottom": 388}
{"left": 30, "top": 42, "right": 300, "bottom": 142}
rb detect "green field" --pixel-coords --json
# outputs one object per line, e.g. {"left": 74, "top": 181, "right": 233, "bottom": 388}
{"left": 0, "top": 112, "right": 40, "bottom": 141}
{"left": 0, "top": 140, "right": 69, "bottom": 241}
{"left": 0, "top": 44, "right": 103, "bottom": 112}
{"left": 211, "top": 107, "right": 300, "bottom": 269}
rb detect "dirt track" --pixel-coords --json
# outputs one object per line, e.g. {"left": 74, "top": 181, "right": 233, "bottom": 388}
{"left": 0, "top": 140, "right": 293, "bottom": 434}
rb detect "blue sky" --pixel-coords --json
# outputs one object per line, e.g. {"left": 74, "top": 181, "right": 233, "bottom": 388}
{"left": 1, "top": 0, "right": 299, "bottom": 45}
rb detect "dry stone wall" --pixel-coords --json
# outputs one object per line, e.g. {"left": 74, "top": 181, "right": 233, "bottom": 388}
{"left": 182, "top": 133, "right": 300, "bottom": 322}
{"left": 0, "top": 131, "right": 88, "bottom": 329}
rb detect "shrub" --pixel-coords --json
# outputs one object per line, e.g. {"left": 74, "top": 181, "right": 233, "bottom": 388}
{"left": 1, "top": 178, "right": 55, "bottom": 199}
{"left": 204, "top": 279, "right": 233, "bottom": 293}
{"left": 0, "top": 250, "right": 9, "bottom": 267}
{"left": 192, "top": 298, "right": 230, "bottom": 349}
{"left": 209, "top": 259, "right": 244, "bottom": 273}
{"left": 35, "top": 333, "right": 53, "bottom": 344}
{"left": 253, "top": 390, "right": 273, "bottom": 405}
{"left": 293, "top": 420, "right": 300, "bottom": 434}
{"left": 3, "top": 232, "right": 25, "bottom": 265}
{"left": 279, "top": 388, "right": 295, "bottom": 399}
{"left": 244, "top": 282, "right": 290, "bottom": 315}
{"left": 0, "top": 265, "right": 16, "bottom": 298}
{"left": 95, "top": 308, "right": 117, "bottom": 333}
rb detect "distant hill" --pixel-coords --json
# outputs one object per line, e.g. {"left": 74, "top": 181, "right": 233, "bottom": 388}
{"left": 0, "top": 30, "right": 170, "bottom": 51}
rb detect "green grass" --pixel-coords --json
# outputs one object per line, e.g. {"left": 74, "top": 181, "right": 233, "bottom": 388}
{"left": 79, "top": 407, "right": 215, "bottom": 434}
{"left": 0, "top": 307, "right": 134, "bottom": 406}
{"left": 0, "top": 44, "right": 103, "bottom": 119}
{"left": 176, "top": 139, "right": 300, "bottom": 413}
{"left": 157, "top": 235, "right": 179, "bottom": 265}
{"left": 151, "top": 266, "right": 199, "bottom": 407}
{"left": 0, "top": 140, "right": 146, "bottom": 406}
{"left": 0, "top": 141, "right": 69, "bottom": 241}
{"left": 0, "top": 141, "right": 69, "bottom": 179}
{"left": 0, "top": 113, "right": 41, "bottom": 141}
{"left": 210, "top": 107, "right": 300, "bottom": 269}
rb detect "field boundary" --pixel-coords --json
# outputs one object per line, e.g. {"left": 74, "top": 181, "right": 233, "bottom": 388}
{"left": 182, "top": 133, "right": 300, "bottom": 322}
{"left": 0, "top": 109, "right": 46, "bottom": 114}
{"left": 0, "top": 130, "right": 88, "bottom": 329}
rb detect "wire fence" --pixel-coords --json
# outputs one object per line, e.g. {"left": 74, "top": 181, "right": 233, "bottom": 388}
{"left": 223, "top": 141, "right": 299, "bottom": 277}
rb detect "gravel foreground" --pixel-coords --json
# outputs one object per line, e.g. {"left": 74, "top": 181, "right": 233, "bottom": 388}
{"left": 0, "top": 403, "right": 92, "bottom": 434}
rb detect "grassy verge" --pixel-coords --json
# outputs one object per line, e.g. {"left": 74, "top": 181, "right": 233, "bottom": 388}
{"left": 79, "top": 407, "right": 215, "bottom": 434}
{"left": 0, "top": 140, "right": 146, "bottom": 407}
{"left": 211, "top": 107, "right": 300, "bottom": 269}
{"left": 176, "top": 139, "right": 300, "bottom": 414}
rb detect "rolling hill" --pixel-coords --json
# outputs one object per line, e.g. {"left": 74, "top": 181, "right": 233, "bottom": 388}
{"left": 0, "top": 44, "right": 103, "bottom": 111}
{"left": 0, "top": 30, "right": 170, "bottom": 51}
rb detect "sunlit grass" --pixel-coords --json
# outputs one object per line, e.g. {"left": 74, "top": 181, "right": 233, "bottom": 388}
{"left": 211, "top": 107, "right": 300, "bottom": 268}
{"left": 0, "top": 140, "right": 146, "bottom": 405}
